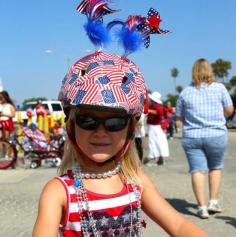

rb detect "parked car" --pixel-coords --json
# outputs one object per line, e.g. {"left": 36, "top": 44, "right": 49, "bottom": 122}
{"left": 14, "top": 100, "right": 64, "bottom": 124}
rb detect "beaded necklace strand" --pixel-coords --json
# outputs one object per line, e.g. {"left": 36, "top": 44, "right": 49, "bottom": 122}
{"left": 72, "top": 164, "right": 142, "bottom": 236}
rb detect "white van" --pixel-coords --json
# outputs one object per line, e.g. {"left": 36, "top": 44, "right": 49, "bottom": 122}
{"left": 14, "top": 100, "right": 64, "bottom": 124}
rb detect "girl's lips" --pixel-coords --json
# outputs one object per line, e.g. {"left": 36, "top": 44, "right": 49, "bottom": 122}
{"left": 90, "top": 142, "right": 110, "bottom": 146}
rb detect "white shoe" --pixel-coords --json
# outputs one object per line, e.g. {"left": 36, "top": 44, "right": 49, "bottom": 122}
{"left": 197, "top": 207, "right": 209, "bottom": 219}
{"left": 208, "top": 202, "right": 222, "bottom": 213}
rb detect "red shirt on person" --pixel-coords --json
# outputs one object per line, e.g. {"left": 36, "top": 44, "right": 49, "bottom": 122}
{"left": 147, "top": 102, "right": 164, "bottom": 125}
{"left": 164, "top": 105, "right": 174, "bottom": 118}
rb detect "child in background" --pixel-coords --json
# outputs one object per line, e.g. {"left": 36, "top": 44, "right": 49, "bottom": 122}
{"left": 48, "top": 122, "right": 65, "bottom": 152}
{"left": 33, "top": 1, "right": 210, "bottom": 236}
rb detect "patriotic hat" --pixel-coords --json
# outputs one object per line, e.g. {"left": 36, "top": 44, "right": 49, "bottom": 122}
{"left": 58, "top": 51, "right": 147, "bottom": 117}
{"left": 58, "top": 1, "right": 169, "bottom": 117}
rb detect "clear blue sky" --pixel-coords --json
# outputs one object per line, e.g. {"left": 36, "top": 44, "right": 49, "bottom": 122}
{"left": 1, "top": 0, "right": 236, "bottom": 105}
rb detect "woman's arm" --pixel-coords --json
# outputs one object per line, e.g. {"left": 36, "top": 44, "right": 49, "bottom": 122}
{"left": 140, "top": 170, "right": 210, "bottom": 237}
{"left": 176, "top": 116, "right": 183, "bottom": 122}
{"left": 9, "top": 104, "right": 16, "bottom": 117}
{"left": 32, "top": 179, "right": 66, "bottom": 237}
{"left": 224, "top": 106, "right": 234, "bottom": 118}
{"left": 148, "top": 109, "right": 157, "bottom": 115}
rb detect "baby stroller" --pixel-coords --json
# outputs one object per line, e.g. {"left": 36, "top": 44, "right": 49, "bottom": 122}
{"left": 14, "top": 124, "right": 65, "bottom": 168}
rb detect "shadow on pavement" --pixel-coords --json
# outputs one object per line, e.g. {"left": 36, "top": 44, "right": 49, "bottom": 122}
{"left": 166, "top": 198, "right": 199, "bottom": 217}
{"left": 215, "top": 216, "right": 236, "bottom": 228}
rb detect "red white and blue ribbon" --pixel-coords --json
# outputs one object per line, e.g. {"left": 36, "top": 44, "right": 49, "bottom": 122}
{"left": 76, "top": 0, "right": 118, "bottom": 21}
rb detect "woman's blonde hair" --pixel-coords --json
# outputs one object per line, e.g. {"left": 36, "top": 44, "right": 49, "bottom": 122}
{"left": 59, "top": 111, "right": 142, "bottom": 184}
{"left": 192, "top": 58, "right": 215, "bottom": 87}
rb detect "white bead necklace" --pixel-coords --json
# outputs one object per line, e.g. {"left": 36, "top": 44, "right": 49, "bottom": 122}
{"left": 73, "top": 161, "right": 121, "bottom": 179}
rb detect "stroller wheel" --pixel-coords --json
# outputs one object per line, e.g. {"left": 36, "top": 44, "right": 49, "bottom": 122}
{"left": 54, "top": 157, "right": 62, "bottom": 167}
{"left": 30, "top": 161, "right": 38, "bottom": 169}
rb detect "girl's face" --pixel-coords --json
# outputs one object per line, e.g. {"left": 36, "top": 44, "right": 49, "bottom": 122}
{"left": 74, "top": 109, "right": 130, "bottom": 163}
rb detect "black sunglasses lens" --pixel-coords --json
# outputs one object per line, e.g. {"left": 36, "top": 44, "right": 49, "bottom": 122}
{"left": 75, "top": 115, "right": 129, "bottom": 131}
{"left": 76, "top": 116, "right": 97, "bottom": 130}
{"left": 104, "top": 117, "right": 128, "bottom": 131}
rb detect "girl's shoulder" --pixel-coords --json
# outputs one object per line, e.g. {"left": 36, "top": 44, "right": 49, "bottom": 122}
{"left": 44, "top": 176, "right": 68, "bottom": 194}
{"left": 42, "top": 171, "right": 74, "bottom": 196}
{"left": 39, "top": 177, "right": 67, "bottom": 209}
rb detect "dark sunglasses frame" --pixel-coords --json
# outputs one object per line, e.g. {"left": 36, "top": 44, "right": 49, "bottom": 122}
{"left": 74, "top": 114, "right": 130, "bottom": 132}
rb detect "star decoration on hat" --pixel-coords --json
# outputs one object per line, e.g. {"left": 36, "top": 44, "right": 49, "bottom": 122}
{"left": 147, "top": 14, "right": 162, "bottom": 32}
{"left": 147, "top": 8, "right": 170, "bottom": 35}
{"left": 143, "top": 8, "right": 170, "bottom": 47}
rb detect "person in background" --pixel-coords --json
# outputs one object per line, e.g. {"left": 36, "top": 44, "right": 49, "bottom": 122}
{"left": 35, "top": 100, "right": 46, "bottom": 118}
{"left": 165, "top": 101, "right": 175, "bottom": 139}
{"left": 0, "top": 90, "right": 16, "bottom": 140}
{"left": 146, "top": 91, "right": 169, "bottom": 165}
{"left": 176, "top": 58, "right": 234, "bottom": 219}
{"left": 134, "top": 113, "right": 146, "bottom": 162}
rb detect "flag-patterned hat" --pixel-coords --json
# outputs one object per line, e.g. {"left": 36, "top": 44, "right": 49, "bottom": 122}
{"left": 58, "top": 51, "right": 147, "bottom": 117}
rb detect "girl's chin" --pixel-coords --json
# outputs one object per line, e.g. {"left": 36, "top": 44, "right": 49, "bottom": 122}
{"left": 86, "top": 154, "right": 114, "bottom": 163}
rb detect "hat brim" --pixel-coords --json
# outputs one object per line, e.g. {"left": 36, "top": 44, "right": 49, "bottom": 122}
{"left": 149, "top": 95, "right": 162, "bottom": 104}
{"left": 71, "top": 104, "right": 128, "bottom": 114}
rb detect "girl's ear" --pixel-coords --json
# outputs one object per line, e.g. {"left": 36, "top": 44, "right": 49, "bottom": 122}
{"left": 127, "top": 118, "right": 137, "bottom": 140}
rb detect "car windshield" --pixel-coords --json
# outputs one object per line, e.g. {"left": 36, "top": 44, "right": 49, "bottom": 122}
{"left": 19, "top": 103, "right": 37, "bottom": 111}
{"left": 19, "top": 103, "right": 49, "bottom": 111}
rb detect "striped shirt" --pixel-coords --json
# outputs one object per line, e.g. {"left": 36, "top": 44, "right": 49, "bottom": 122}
{"left": 57, "top": 172, "right": 141, "bottom": 237}
{"left": 176, "top": 82, "right": 233, "bottom": 138}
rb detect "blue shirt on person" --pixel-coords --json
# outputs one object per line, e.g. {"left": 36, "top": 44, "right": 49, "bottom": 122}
{"left": 176, "top": 82, "right": 233, "bottom": 138}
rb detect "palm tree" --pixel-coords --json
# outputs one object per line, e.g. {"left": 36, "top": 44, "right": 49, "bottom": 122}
{"left": 211, "top": 59, "right": 231, "bottom": 83}
{"left": 176, "top": 85, "right": 183, "bottom": 94}
{"left": 171, "top": 67, "right": 179, "bottom": 95}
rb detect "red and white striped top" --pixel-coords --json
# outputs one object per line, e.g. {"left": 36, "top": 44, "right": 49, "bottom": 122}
{"left": 57, "top": 172, "right": 141, "bottom": 237}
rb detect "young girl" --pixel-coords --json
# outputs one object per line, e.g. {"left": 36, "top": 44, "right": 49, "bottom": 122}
{"left": 33, "top": 1, "right": 210, "bottom": 236}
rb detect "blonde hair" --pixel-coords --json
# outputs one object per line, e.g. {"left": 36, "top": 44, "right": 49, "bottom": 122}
{"left": 59, "top": 113, "right": 142, "bottom": 184}
{"left": 192, "top": 58, "right": 215, "bottom": 87}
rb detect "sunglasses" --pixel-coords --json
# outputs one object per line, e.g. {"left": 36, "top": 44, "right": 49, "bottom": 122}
{"left": 75, "top": 114, "right": 130, "bottom": 132}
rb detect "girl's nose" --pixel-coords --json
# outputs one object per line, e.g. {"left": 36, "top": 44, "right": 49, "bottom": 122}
{"left": 94, "top": 123, "right": 107, "bottom": 134}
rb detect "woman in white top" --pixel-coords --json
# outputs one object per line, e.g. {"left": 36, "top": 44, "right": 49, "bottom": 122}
{"left": 0, "top": 91, "right": 16, "bottom": 140}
